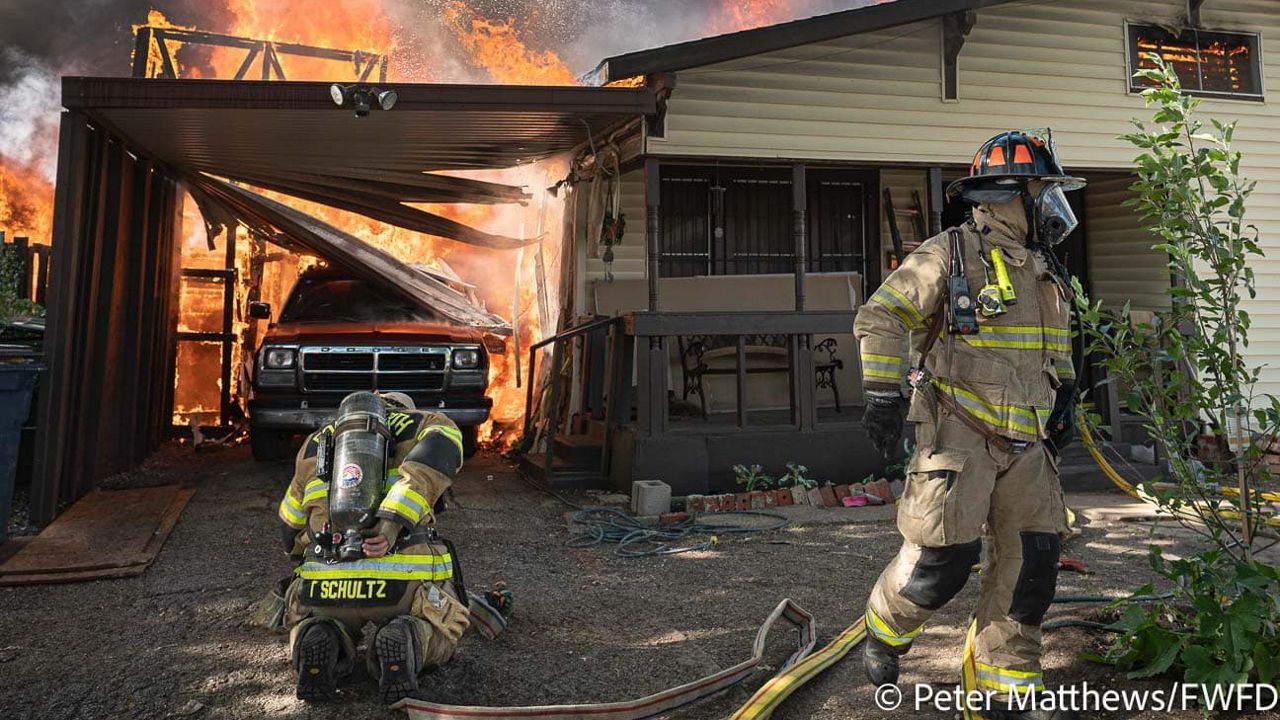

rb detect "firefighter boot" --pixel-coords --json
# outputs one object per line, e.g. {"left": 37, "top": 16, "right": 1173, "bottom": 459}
{"left": 294, "top": 621, "right": 343, "bottom": 701}
{"left": 862, "top": 634, "right": 901, "bottom": 686}
{"left": 375, "top": 617, "right": 422, "bottom": 703}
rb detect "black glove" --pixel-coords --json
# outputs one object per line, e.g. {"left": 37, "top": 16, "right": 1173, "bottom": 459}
{"left": 1047, "top": 382, "right": 1076, "bottom": 453}
{"left": 864, "top": 391, "right": 906, "bottom": 459}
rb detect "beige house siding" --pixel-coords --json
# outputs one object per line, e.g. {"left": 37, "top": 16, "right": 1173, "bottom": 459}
{"left": 1085, "top": 174, "right": 1171, "bottom": 312}
{"left": 645, "top": 0, "right": 1280, "bottom": 390}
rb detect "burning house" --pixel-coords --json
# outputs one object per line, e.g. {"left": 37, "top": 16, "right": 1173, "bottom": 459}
{"left": 13, "top": 0, "right": 1280, "bottom": 522}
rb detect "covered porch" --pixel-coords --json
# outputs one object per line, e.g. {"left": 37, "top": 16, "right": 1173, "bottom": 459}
{"left": 521, "top": 157, "right": 880, "bottom": 494}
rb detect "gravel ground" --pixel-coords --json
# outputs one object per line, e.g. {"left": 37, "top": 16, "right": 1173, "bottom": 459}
{"left": 0, "top": 446, "right": 1274, "bottom": 720}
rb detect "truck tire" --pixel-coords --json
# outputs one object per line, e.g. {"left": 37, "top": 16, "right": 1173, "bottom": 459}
{"left": 251, "top": 427, "right": 291, "bottom": 462}
{"left": 461, "top": 426, "right": 478, "bottom": 458}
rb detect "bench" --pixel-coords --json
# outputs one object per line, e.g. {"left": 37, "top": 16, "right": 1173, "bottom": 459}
{"left": 676, "top": 335, "right": 843, "bottom": 418}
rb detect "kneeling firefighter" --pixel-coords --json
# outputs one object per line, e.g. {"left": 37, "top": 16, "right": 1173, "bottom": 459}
{"left": 855, "top": 131, "right": 1081, "bottom": 719}
{"left": 277, "top": 391, "right": 469, "bottom": 703}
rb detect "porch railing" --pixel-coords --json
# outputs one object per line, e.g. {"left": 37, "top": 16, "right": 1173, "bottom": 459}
{"left": 522, "top": 310, "right": 857, "bottom": 485}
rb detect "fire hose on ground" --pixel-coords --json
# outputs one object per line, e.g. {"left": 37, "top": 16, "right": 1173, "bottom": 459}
{"left": 1076, "top": 411, "right": 1280, "bottom": 531}
{"left": 396, "top": 447, "right": 1197, "bottom": 720}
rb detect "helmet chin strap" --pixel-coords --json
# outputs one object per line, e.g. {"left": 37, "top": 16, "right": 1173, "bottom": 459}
{"left": 1020, "top": 184, "right": 1038, "bottom": 247}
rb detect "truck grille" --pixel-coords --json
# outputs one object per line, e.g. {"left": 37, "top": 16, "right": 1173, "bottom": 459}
{"left": 299, "top": 346, "right": 451, "bottom": 395}
{"left": 378, "top": 354, "right": 446, "bottom": 371}
{"left": 303, "top": 352, "right": 374, "bottom": 371}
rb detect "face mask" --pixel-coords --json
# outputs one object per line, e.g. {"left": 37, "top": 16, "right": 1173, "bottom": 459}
{"left": 1035, "top": 184, "right": 1077, "bottom": 246}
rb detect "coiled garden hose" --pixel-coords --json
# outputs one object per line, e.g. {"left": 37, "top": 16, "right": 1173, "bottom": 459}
{"left": 566, "top": 506, "right": 789, "bottom": 558}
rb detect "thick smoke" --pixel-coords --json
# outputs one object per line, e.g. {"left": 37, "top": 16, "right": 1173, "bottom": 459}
{"left": 0, "top": 0, "right": 871, "bottom": 178}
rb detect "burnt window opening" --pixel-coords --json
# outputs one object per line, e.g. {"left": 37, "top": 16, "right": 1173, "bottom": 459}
{"left": 659, "top": 167, "right": 869, "bottom": 279}
{"left": 1126, "top": 23, "right": 1263, "bottom": 100}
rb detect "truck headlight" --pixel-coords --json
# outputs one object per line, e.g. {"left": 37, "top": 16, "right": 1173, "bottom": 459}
{"left": 452, "top": 348, "right": 480, "bottom": 369}
{"left": 263, "top": 347, "right": 296, "bottom": 370}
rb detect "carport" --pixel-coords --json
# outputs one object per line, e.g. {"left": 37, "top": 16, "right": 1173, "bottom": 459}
{"left": 33, "top": 76, "right": 654, "bottom": 525}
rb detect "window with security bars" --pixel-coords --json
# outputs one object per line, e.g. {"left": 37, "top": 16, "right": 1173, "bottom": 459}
{"left": 1126, "top": 23, "right": 1263, "bottom": 100}
{"left": 659, "top": 167, "right": 870, "bottom": 279}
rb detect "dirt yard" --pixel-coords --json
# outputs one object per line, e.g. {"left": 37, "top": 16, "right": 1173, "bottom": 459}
{"left": 0, "top": 446, "right": 1274, "bottom": 720}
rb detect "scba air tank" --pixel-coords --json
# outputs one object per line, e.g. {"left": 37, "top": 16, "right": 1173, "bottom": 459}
{"left": 328, "top": 391, "right": 391, "bottom": 561}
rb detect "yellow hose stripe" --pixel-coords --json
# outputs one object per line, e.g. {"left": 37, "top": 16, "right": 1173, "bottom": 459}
{"left": 1078, "top": 415, "right": 1280, "bottom": 528}
{"left": 730, "top": 618, "right": 867, "bottom": 720}
{"left": 961, "top": 619, "right": 981, "bottom": 720}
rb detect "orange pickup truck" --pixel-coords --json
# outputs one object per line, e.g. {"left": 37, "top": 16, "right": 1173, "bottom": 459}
{"left": 247, "top": 267, "right": 491, "bottom": 460}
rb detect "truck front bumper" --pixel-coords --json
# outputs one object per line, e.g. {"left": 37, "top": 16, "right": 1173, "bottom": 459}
{"left": 249, "top": 396, "right": 492, "bottom": 431}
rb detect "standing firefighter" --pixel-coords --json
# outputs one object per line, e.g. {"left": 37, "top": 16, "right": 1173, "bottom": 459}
{"left": 277, "top": 391, "right": 469, "bottom": 703}
{"left": 856, "top": 131, "right": 1081, "bottom": 720}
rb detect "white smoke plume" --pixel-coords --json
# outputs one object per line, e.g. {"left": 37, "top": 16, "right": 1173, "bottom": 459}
{"left": 0, "top": 49, "right": 62, "bottom": 181}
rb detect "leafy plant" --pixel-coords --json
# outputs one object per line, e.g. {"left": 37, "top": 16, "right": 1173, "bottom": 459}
{"left": 0, "top": 243, "right": 39, "bottom": 331}
{"left": 1073, "top": 54, "right": 1280, "bottom": 686}
{"left": 732, "top": 464, "right": 774, "bottom": 491}
{"left": 778, "top": 462, "right": 817, "bottom": 489}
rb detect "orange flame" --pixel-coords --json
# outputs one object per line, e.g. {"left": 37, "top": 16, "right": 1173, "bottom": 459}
{"left": 40, "top": 4, "right": 580, "bottom": 445}
{"left": 0, "top": 159, "right": 54, "bottom": 246}
{"left": 444, "top": 1, "right": 578, "bottom": 85}
{"left": 709, "top": 0, "right": 796, "bottom": 34}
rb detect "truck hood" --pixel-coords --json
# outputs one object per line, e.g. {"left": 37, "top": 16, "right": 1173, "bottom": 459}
{"left": 264, "top": 320, "right": 485, "bottom": 346}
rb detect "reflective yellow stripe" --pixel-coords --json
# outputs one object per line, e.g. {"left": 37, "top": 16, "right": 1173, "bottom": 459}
{"left": 974, "top": 662, "right": 1045, "bottom": 692}
{"left": 278, "top": 495, "right": 306, "bottom": 527}
{"left": 933, "top": 379, "right": 1043, "bottom": 437}
{"left": 864, "top": 368, "right": 903, "bottom": 381}
{"left": 417, "top": 423, "right": 465, "bottom": 456}
{"left": 379, "top": 485, "right": 430, "bottom": 525}
{"left": 297, "top": 553, "right": 453, "bottom": 581}
{"left": 302, "top": 482, "right": 329, "bottom": 506}
{"left": 871, "top": 285, "right": 926, "bottom": 330}
{"left": 962, "top": 324, "right": 1071, "bottom": 351}
{"left": 865, "top": 607, "right": 922, "bottom": 647}
{"left": 861, "top": 352, "right": 905, "bottom": 381}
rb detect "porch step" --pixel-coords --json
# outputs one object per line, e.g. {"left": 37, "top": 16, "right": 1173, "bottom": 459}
{"left": 1057, "top": 442, "right": 1165, "bottom": 493}
{"left": 553, "top": 434, "right": 604, "bottom": 466}
{"left": 517, "top": 453, "right": 604, "bottom": 492}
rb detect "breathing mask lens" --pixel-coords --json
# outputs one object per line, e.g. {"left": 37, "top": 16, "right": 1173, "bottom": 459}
{"left": 1036, "top": 185, "right": 1077, "bottom": 246}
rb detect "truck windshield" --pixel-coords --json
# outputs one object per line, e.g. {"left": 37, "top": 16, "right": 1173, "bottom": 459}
{"left": 279, "top": 278, "right": 439, "bottom": 324}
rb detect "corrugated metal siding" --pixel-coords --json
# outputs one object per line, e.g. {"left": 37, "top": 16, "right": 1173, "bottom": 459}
{"left": 648, "top": 0, "right": 1280, "bottom": 389}
{"left": 1085, "top": 174, "right": 1170, "bottom": 312}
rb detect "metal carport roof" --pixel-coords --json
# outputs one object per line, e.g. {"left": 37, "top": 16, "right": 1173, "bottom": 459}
{"left": 64, "top": 77, "right": 656, "bottom": 173}
{"left": 33, "top": 78, "right": 654, "bottom": 526}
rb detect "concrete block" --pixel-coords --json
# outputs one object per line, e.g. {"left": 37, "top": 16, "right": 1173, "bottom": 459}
{"left": 631, "top": 480, "right": 672, "bottom": 516}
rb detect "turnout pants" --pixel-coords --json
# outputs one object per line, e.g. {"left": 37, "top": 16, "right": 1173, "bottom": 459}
{"left": 285, "top": 543, "right": 470, "bottom": 679}
{"left": 865, "top": 411, "right": 1069, "bottom": 696}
